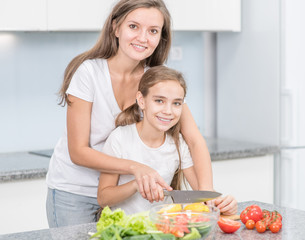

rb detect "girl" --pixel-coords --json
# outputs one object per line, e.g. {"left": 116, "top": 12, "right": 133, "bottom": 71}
{"left": 97, "top": 66, "right": 237, "bottom": 215}
{"left": 46, "top": 0, "right": 217, "bottom": 227}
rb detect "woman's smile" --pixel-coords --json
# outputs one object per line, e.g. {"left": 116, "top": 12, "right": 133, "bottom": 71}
{"left": 130, "top": 43, "right": 147, "bottom": 52}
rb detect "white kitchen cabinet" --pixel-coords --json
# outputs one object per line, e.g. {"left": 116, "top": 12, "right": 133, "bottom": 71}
{"left": 0, "top": 179, "right": 48, "bottom": 235}
{"left": 47, "top": 0, "right": 115, "bottom": 31}
{"left": 0, "top": 0, "right": 47, "bottom": 31}
{"left": 49, "top": 0, "right": 241, "bottom": 32}
{"left": 164, "top": 0, "right": 241, "bottom": 31}
{"left": 0, "top": 0, "right": 240, "bottom": 32}
{"left": 212, "top": 155, "right": 274, "bottom": 204}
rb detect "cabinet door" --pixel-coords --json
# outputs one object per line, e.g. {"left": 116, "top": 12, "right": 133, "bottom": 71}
{"left": 0, "top": 179, "right": 48, "bottom": 235}
{"left": 0, "top": 0, "right": 47, "bottom": 31}
{"left": 164, "top": 0, "right": 241, "bottom": 31}
{"left": 47, "top": 0, "right": 115, "bottom": 31}
{"left": 47, "top": 0, "right": 240, "bottom": 32}
{"left": 212, "top": 155, "right": 274, "bottom": 203}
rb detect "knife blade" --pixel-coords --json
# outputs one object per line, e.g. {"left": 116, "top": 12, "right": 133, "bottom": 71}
{"left": 163, "top": 190, "right": 221, "bottom": 203}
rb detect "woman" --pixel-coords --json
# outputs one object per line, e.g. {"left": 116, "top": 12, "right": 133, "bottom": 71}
{"left": 46, "top": 0, "right": 220, "bottom": 228}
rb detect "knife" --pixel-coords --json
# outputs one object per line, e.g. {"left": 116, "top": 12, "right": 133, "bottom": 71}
{"left": 163, "top": 190, "right": 221, "bottom": 203}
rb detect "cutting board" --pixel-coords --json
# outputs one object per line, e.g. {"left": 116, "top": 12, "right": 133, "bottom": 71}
{"left": 220, "top": 214, "right": 240, "bottom": 221}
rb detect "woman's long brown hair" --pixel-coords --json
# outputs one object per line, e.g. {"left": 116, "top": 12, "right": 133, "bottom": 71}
{"left": 115, "top": 66, "right": 187, "bottom": 190}
{"left": 58, "top": 0, "right": 172, "bottom": 106}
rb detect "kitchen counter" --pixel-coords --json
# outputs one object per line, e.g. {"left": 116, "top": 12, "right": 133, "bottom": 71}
{"left": 0, "top": 151, "right": 50, "bottom": 182}
{"left": 205, "top": 138, "right": 279, "bottom": 161}
{"left": 0, "top": 138, "right": 279, "bottom": 182}
{"left": 0, "top": 201, "right": 302, "bottom": 240}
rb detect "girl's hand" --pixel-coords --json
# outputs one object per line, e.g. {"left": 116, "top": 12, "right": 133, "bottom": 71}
{"left": 152, "top": 184, "right": 165, "bottom": 202}
{"left": 132, "top": 165, "right": 172, "bottom": 202}
{"left": 207, "top": 195, "right": 238, "bottom": 215}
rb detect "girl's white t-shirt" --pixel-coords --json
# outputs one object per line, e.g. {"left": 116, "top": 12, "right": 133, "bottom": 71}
{"left": 103, "top": 123, "right": 194, "bottom": 215}
{"left": 46, "top": 58, "right": 122, "bottom": 197}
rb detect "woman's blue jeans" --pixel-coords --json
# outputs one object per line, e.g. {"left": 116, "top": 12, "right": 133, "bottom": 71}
{"left": 46, "top": 188, "right": 100, "bottom": 228}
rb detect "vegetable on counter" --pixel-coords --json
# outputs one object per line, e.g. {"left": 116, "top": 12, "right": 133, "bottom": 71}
{"left": 155, "top": 212, "right": 212, "bottom": 239}
{"left": 90, "top": 206, "right": 174, "bottom": 240}
{"left": 152, "top": 203, "right": 217, "bottom": 239}
{"left": 255, "top": 209, "right": 282, "bottom": 234}
{"left": 245, "top": 219, "right": 255, "bottom": 230}
{"left": 92, "top": 204, "right": 219, "bottom": 240}
{"left": 217, "top": 217, "right": 241, "bottom": 233}
{"left": 240, "top": 204, "right": 263, "bottom": 224}
{"left": 240, "top": 205, "right": 282, "bottom": 234}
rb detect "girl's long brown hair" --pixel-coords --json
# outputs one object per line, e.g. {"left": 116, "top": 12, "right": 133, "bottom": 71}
{"left": 58, "top": 0, "right": 172, "bottom": 106}
{"left": 115, "top": 66, "right": 187, "bottom": 190}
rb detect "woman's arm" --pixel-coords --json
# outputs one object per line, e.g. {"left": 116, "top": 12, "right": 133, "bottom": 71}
{"left": 180, "top": 104, "right": 213, "bottom": 190}
{"left": 67, "top": 94, "right": 139, "bottom": 173}
{"left": 97, "top": 173, "right": 138, "bottom": 208}
{"left": 182, "top": 166, "right": 198, "bottom": 190}
{"left": 66, "top": 95, "right": 171, "bottom": 201}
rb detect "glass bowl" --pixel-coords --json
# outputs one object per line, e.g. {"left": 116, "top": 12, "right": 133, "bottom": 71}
{"left": 149, "top": 203, "right": 220, "bottom": 239}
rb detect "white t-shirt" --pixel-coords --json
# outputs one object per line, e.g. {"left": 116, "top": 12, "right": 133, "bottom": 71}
{"left": 46, "top": 58, "right": 122, "bottom": 197}
{"left": 102, "top": 123, "right": 193, "bottom": 215}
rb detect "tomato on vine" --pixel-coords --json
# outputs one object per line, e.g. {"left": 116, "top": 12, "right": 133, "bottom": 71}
{"left": 245, "top": 219, "right": 255, "bottom": 230}
{"left": 270, "top": 223, "right": 281, "bottom": 233}
{"left": 255, "top": 220, "right": 267, "bottom": 233}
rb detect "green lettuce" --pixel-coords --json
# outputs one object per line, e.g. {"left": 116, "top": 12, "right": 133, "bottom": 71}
{"left": 118, "top": 211, "right": 156, "bottom": 234}
{"left": 96, "top": 206, "right": 126, "bottom": 232}
{"left": 92, "top": 207, "right": 157, "bottom": 239}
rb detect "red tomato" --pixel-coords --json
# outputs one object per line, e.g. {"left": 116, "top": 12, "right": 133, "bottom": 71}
{"left": 248, "top": 205, "right": 263, "bottom": 222}
{"left": 262, "top": 209, "right": 271, "bottom": 219}
{"left": 191, "top": 216, "right": 209, "bottom": 223}
{"left": 276, "top": 211, "right": 282, "bottom": 221}
{"left": 217, "top": 217, "right": 241, "bottom": 233}
{"left": 245, "top": 219, "right": 255, "bottom": 230}
{"left": 270, "top": 217, "right": 282, "bottom": 230}
{"left": 156, "top": 218, "right": 171, "bottom": 233}
{"left": 175, "top": 214, "right": 188, "bottom": 225}
{"left": 170, "top": 226, "right": 184, "bottom": 238}
{"left": 276, "top": 219, "right": 282, "bottom": 229}
{"left": 265, "top": 219, "right": 271, "bottom": 229}
{"left": 240, "top": 208, "right": 250, "bottom": 224}
{"left": 255, "top": 220, "right": 266, "bottom": 233}
{"left": 270, "top": 222, "right": 281, "bottom": 233}
{"left": 271, "top": 210, "right": 282, "bottom": 221}
{"left": 175, "top": 214, "right": 190, "bottom": 233}
{"left": 240, "top": 205, "right": 263, "bottom": 224}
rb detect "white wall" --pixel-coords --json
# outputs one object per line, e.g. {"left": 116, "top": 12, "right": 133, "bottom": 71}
{"left": 216, "top": 0, "right": 281, "bottom": 145}
{"left": 0, "top": 32, "right": 99, "bottom": 153}
{"left": 0, "top": 31, "right": 206, "bottom": 153}
{"left": 167, "top": 32, "right": 205, "bottom": 134}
